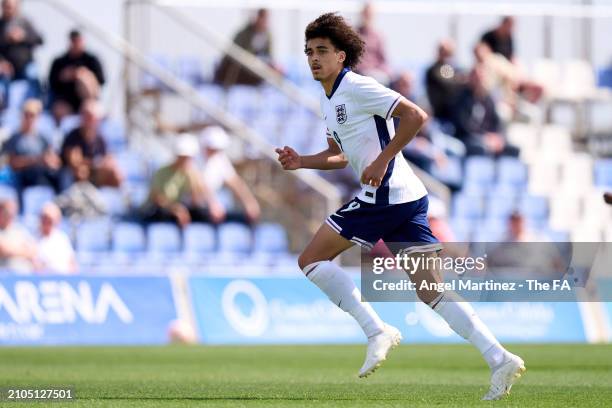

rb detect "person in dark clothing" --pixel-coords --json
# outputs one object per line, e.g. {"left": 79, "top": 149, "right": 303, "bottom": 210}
{"left": 49, "top": 30, "right": 105, "bottom": 123}
{"left": 214, "top": 9, "right": 273, "bottom": 86}
{"left": 425, "top": 39, "right": 465, "bottom": 123}
{"left": 452, "top": 67, "right": 519, "bottom": 157}
{"left": 0, "top": 0, "right": 42, "bottom": 80}
{"left": 480, "top": 16, "right": 515, "bottom": 62}
{"left": 60, "top": 99, "right": 122, "bottom": 189}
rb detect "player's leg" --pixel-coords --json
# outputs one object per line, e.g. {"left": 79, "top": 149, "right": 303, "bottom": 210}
{"left": 384, "top": 196, "right": 525, "bottom": 399}
{"left": 404, "top": 251, "right": 525, "bottom": 400}
{"left": 298, "top": 222, "right": 401, "bottom": 377}
{"left": 298, "top": 222, "right": 386, "bottom": 339}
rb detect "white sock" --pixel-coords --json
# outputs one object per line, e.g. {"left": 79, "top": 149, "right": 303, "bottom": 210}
{"left": 303, "top": 261, "right": 385, "bottom": 338}
{"left": 430, "top": 291, "right": 507, "bottom": 369}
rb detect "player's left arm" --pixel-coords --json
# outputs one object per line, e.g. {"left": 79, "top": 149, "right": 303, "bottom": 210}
{"left": 360, "top": 98, "right": 428, "bottom": 186}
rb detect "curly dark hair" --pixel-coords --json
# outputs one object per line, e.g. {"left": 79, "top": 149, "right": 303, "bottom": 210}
{"left": 304, "top": 13, "right": 365, "bottom": 69}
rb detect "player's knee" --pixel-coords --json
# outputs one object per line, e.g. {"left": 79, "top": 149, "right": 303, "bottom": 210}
{"left": 297, "top": 252, "right": 312, "bottom": 271}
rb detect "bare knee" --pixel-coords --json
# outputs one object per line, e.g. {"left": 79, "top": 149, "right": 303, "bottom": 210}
{"left": 298, "top": 252, "right": 317, "bottom": 271}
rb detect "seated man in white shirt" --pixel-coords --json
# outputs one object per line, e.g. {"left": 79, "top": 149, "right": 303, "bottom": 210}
{"left": 37, "top": 202, "right": 77, "bottom": 274}
{"left": 200, "top": 126, "right": 261, "bottom": 224}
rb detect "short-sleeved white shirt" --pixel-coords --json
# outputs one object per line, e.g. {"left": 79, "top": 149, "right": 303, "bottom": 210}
{"left": 320, "top": 69, "right": 427, "bottom": 205}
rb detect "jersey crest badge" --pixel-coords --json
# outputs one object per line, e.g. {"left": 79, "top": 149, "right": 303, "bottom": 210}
{"left": 335, "top": 104, "right": 347, "bottom": 124}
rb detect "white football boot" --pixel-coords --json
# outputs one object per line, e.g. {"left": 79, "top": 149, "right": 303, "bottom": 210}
{"left": 482, "top": 352, "right": 526, "bottom": 400}
{"left": 358, "top": 324, "right": 402, "bottom": 378}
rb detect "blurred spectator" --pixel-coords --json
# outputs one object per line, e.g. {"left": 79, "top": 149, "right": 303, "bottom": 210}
{"left": 214, "top": 8, "right": 273, "bottom": 86}
{"left": 473, "top": 42, "right": 543, "bottom": 120}
{"left": 503, "top": 211, "right": 540, "bottom": 242}
{"left": 451, "top": 67, "right": 519, "bottom": 157}
{"left": 60, "top": 99, "right": 122, "bottom": 189}
{"left": 480, "top": 16, "right": 515, "bottom": 62}
{"left": 3, "top": 99, "right": 61, "bottom": 197}
{"left": 355, "top": 2, "right": 391, "bottom": 85}
{"left": 36, "top": 202, "right": 76, "bottom": 274}
{"left": 55, "top": 163, "right": 107, "bottom": 222}
{"left": 0, "top": 0, "right": 42, "bottom": 80}
{"left": 392, "top": 71, "right": 463, "bottom": 189}
{"left": 200, "top": 126, "right": 261, "bottom": 224}
{"left": 427, "top": 196, "right": 455, "bottom": 242}
{"left": 141, "top": 133, "right": 225, "bottom": 228}
{"left": 49, "top": 30, "right": 105, "bottom": 124}
{"left": 0, "top": 197, "right": 37, "bottom": 272}
{"left": 425, "top": 39, "right": 465, "bottom": 123}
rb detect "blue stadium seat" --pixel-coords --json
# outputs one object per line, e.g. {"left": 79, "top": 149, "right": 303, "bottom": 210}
{"left": 59, "top": 114, "right": 80, "bottom": 134}
{"left": 147, "top": 223, "right": 181, "bottom": 254}
{"left": 116, "top": 152, "right": 148, "bottom": 183}
{"left": 486, "top": 195, "right": 518, "bottom": 219}
{"left": 76, "top": 218, "right": 112, "bottom": 252}
{"left": 497, "top": 157, "right": 527, "bottom": 187}
{"left": 452, "top": 194, "right": 484, "bottom": 220}
{"left": 22, "top": 186, "right": 54, "bottom": 215}
{"left": 112, "top": 222, "right": 146, "bottom": 254}
{"left": 464, "top": 156, "right": 495, "bottom": 186}
{"left": 227, "top": 86, "right": 260, "bottom": 121}
{"left": 0, "top": 184, "right": 17, "bottom": 201}
{"left": 99, "top": 118, "right": 126, "bottom": 152}
{"left": 598, "top": 67, "right": 612, "bottom": 88}
{"left": 218, "top": 222, "right": 252, "bottom": 253}
{"left": 184, "top": 223, "right": 216, "bottom": 254}
{"left": 99, "top": 187, "right": 127, "bottom": 216}
{"left": 7, "top": 80, "right": 30, "bottom": 110}
{"left": 176, "top": 55, "right": 203, "bottom": 85}
{"left": 594, "top": 159, "right": 612, "bottom": 188}
{"left": 519, "top": 194, "right": 549, "bottom": 220}
{"left": 449, "top": 217, "right": 473, "bottom": 241}
{"left": 254, "top": 223, "right": 288, "bottom": 253}
{"left": 141, "top": 54, "right": 173, "bottom": 90}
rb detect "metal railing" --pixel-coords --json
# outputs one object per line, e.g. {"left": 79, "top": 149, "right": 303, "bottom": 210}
{"left": 33, "top": 0, "right": 341, "bottom": 207}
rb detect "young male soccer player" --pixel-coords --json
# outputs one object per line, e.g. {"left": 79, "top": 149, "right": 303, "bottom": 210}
{"left": 275, "top": 13, "right": 525, "bottom": 400}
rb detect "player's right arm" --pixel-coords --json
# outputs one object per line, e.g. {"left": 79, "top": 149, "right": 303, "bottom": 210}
{"left": 275, "top": 138, "right": 348, "bottom": 171}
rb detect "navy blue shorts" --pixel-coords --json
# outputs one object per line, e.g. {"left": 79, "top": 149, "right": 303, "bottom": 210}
{"left": 325, "top": 195, "right": 443, "bottom": 253}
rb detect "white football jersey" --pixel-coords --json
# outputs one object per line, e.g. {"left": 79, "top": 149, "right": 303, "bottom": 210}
{"left": 320, "top": 68, "right": 427, "bottom": 205}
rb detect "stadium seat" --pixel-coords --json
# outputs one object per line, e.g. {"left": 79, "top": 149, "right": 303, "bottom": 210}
{"left": 100, "top": 118, "right": 127, "bottom": 152}
{"left": 519, "top": 194, "right": 549, "bottom": 220}
{"left": 254, "top": 223, "right": 289, "bottom": 253}
{"left": 218, "top": 222, "right": 252, "bottom": 253}
{"left": 486, "top": 195, "right": 518, "bottom": 219}
{"left": 76, "top": 218, "right": 112, "bottom": 252}
{"left": 116, "top": 151, "right": 149, "bottom": 183}
{"left": 0, "top": 185, "right": 17, "bottom": 201}
{"left": 184, "top": 223, "right": 216, "bottom": 254}
{"left": 112, "top": 222, "right": 146, "bottom": 254}
{"left": 452, "top": 194, "right": 484, "bottom": 220}
{"left": 497, "top": 157, "right": 527, "bottom": 187}
{"left": 141, "top": 54, "right": 173, "bottom": 90}
{"left": 59, "top": 114, "right": 80, "bottom": 134}
{"left": 22, "top": 186, "right": 55, "bottom": 215}
{"left": 449, "top": 217, "right": 473, "bottom": 241}
{"left": 464, "top": 156, "right": 495, "bottom": 186}
{"left": 176, "top": 55, "right": 203, "bottom": 86}
{"left": 99, "top": 187, "right": 127, "bottom": 216}
{"left": 563, "top": 60, "right": 598, "bottom": 99}
{"left": 532, "top": 59, "right": 562, "bottom": 96}
{"left": 227, "top": 86, "right": 260, "bottom": 121}
{"left": 147, "top": 223, "right": 182, "bottom": 254}
{"left": 594, "top": 159, "right": 612, "bottom": 188}
{"left": 7, "top": 80, "right": 30, "bottom": 110}
{"left": 598, "top": 67, "right": 612, "bottom": 88}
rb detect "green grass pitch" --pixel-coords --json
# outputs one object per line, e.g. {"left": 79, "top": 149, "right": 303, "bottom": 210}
{"left": 0, "top": 344, "right": 610, "bottom": 407}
